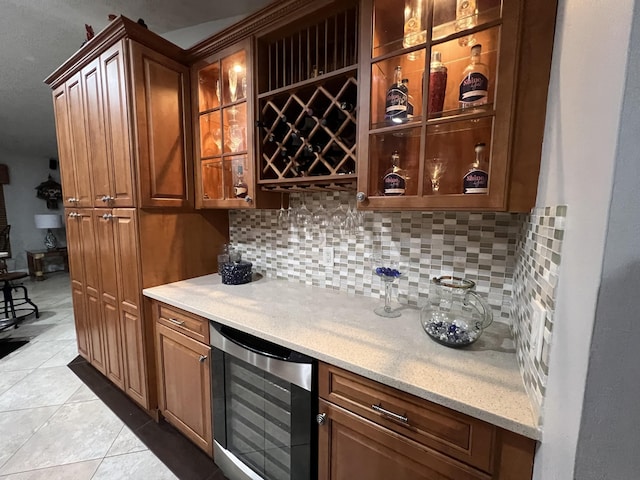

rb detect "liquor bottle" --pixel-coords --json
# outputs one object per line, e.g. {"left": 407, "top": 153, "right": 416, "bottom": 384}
{"left": 233, "top": 164, "right": 248, "bottom": 198}
{"left": 428, "top": 51, "right": 447, "bottom": 117}
{"left": 403, "top": 0, "right": 426, "bottom": 60}
{"left": 382, "top": 151, "right": 407, "bottom": 196}
{"left": 455, "top": 0, "right": 477, "bottom": 46}
{"left": 463, "top": 142, "right": 488, "bottom": 194}
{"left": 401, "top": 79, "right": 415, "bottom": 119}
{"left": 384, "top": 66, "right": 409, "bottom": 124}
{"left": 459, "top": 44, "right": 489, "bottom": 110}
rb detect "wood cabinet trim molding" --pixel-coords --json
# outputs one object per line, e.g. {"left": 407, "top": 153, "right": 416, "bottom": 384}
{"left": 45, "top": 16, "right": 186, "bottom": 89}
{"left": 186, "top": 0, "right": 335, "bottom": 63}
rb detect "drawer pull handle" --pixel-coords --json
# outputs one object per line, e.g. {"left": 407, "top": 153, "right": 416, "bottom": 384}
{"left": 372, "top": 404, "right": 409, "bottom": 424}
{"left": 168, "top": 318, "right": 185, "bottom": 326}
{"left": 199, "top": 355, "right": 208, "bottom": 363}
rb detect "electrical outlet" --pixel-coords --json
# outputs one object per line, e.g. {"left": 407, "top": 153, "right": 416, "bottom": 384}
{"left": 323, "top": 246, "right": 334, "bottom": 266}
{"left": 530, "top": 300, "right": 547, "bottom": 361}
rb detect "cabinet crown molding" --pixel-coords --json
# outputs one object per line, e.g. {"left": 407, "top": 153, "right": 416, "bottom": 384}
{"left": 44, "top": 15, "right": 187, "bottom": 88}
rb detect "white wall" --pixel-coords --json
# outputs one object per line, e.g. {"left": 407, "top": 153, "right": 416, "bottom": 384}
{"left": 572, "top": 1, "right": 640, "bottom": 476}
{"left": 533, "top": 0, "right": 634, "bottom": 478}
{"left": 3, "top": 154, "right": 66, "bottom": 271}
{"left": 161, "top": 14, "right": 249, "bottom": 48}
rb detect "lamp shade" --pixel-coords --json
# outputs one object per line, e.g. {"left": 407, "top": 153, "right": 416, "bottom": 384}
{"left": 34, "top": 214, "right": 63, "bottom": 229}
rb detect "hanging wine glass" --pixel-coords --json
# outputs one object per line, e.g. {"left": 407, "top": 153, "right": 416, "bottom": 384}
{"left": 215, "top": 79, "right": 221, "bottom": 105}
{"left": 331, "top": 203, "right": 348, "bottom": 236}
{"left": 296, "top": 194, "right": 313, "bottom": 235}
{"left": 228, "top": 68, "right": 238, "bottom": 103}
{"left": 277, "top": 193, "right": 290, "bottom": 230}
{"left": 312, "top": 203, "right": 329, "bottom": 243}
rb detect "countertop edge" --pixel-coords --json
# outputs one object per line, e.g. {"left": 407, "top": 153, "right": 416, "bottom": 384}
{"left": 143, "top": 285, "right": 541, "bottom": 441}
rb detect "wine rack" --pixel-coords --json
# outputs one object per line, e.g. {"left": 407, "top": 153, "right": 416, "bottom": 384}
{"left": 258, "top": 73, "right": 357, "bottom": 191}
{"left": 256, "top": 2, "right": 359, "bottom": 192}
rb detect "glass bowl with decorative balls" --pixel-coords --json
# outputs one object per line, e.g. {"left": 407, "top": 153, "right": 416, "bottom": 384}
{"left": 420, "top": 276, "right": 493, "bottom": 348}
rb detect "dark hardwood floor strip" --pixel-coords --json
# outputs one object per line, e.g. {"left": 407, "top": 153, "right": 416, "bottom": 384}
{"left": 68, "top": 356, "right": 226, "bottom": 480}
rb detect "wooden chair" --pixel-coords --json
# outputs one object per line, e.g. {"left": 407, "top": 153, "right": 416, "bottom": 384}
{"left": 0, "top": 225, "right": 39, "bottom": 331}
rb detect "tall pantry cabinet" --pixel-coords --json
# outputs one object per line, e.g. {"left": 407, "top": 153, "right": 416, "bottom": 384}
{"left": 46, "top": 17, "right": 229, "bottom": 411}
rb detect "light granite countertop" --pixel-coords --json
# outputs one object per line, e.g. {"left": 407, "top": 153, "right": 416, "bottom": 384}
{"left": 143, "top": 274, "right": 540, "bottom": 440}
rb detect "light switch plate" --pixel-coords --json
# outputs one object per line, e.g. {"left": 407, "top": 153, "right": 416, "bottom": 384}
{"left": 530, "top": 300, "right": 547, "bottom": 361}
{"left": 323, "top": 246, "right": 334, "bottom": 266}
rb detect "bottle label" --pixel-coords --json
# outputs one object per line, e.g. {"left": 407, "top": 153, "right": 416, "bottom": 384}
{"left": 234, "top": 186, "right": 248, "bottom": 198}
{"left": 459, "top": 72, "right": 488, "bottom": 104}
{"left": 383, "top": 172, "right": 406, "bottom": 196}
{"left": 463, "top": 169, "right": 488, "bottom": 194}
{"left": 385, "top": 87, "right": 408, "bottom": 121}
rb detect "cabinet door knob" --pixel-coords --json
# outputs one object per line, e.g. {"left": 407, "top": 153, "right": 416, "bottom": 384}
{"left": 199, "top": 355, "right": 208, "bottom": 363}
{"left": 356, "top": 192, "right": 367, "bottom": 203}
{"left": 101, "top": 195, "right": 108, "bottom": 202}
{"left": 68, "top": 212, "right": 77, "bottom": 218}
{"left": 102, "top": 213, "right": 114, "bottom": 220}
{"left": 316, "top": 413, "right": 327, "bottom": 425}
{"left": 244, "top": 196, "right": 253, "bottom": 204}
{"left": 68, "top": 197, "right": 78, "bottom": 203}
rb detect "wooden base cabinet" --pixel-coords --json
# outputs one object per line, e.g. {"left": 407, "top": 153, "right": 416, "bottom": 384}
{"left": 318, "top": 363, "right": 536, "bottom": 480}
{"left": 153, "top": 301, "right": 213, "bottom": 456}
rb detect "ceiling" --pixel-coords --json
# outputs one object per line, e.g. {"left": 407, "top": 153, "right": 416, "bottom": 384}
{"left": 0, "top": 0, "right": 271, "bottom": 160}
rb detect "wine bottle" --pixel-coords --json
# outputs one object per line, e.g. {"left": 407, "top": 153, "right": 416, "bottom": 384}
{"left": 382, "top": 151, "right": 407, "bottom": 196}
{"left": 463, "top": 142, "right": 488, "bottom": 194}
{"left": 262, "top": 115, "right": 289, "bottom": 144}
{"left": 296, "top": 108, "right": 316, "bottom": 138}
{"left": 298, "top": 144, "right": 319, "bottom": 171}
{"left": 385, "top": 66, "right": 409, "bottom": 124}
{"left": 321, "top": 105, "right": 348, "bottom": 132}
{"left": 459, "top": 44, "right": 489, "bottom": 110}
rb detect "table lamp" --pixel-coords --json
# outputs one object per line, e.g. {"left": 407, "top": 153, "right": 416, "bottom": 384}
{"left": 34, "top": 214, "right": 63, "bottom": 250}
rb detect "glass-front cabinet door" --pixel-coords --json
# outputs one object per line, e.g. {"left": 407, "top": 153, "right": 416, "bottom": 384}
{"left": 194, "top": 40, "right": 255, "bottom": 208}
{"left": 357, "top": 0, "right": 556, "bottom": 212}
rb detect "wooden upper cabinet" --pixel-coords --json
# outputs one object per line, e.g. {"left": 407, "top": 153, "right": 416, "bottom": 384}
{"left": 192, "top": 39, "right": 262, "bottom": 209}
{"left": 54, "top": 72, "right": 93, "bottom": 208}
{"left": 95, "top": 41, "right": 136, "bottom": 208}
{"left": 46, "top": 17, "right": 192, "bottom": 211}
{"left": 356, "top": 0, "right": 558, "bottom": 212}
{"left": 130, "top": 41, "right": 193, "bottom": 209}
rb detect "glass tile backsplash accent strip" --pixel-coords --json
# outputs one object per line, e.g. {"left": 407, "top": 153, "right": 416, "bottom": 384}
{"left": 229, "top": 192, "right": 523, "bottom": 321}
{"left": 511, "top": 205, "right": 567, "bottom": 425}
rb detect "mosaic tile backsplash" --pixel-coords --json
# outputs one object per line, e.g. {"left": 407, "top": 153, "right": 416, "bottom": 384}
{"left": 511, "top": 205, "right": 567, "bottom": 425}
{"left": 229, "top": 192, "right": 566, "bottom": 423}
{"left": 230, "top": 192, "right": 522, "bottom": 319}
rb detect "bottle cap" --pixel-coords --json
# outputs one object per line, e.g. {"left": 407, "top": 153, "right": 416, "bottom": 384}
{"left": 431, "top": 51, "right": 442, "bottom": 63}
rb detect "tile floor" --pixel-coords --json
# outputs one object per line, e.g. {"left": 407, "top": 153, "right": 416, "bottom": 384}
{"left": 0, "top": 272, "right": 178, "bottom": 479}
